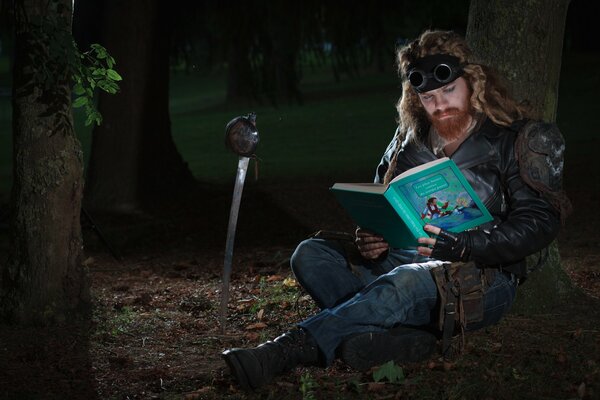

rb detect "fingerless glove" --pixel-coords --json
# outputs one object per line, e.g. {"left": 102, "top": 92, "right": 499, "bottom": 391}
{"left": 430, "top": 229, "right": 472, "bottom": 262}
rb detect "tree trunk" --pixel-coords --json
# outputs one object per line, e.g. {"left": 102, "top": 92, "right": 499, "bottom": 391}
{"left": 1, "top": 0, "right": 89, "bottom": 324}
{"left": 84, "top": 0, "right": 194, "bottom": 212}
{"left": 467, "top": 0, "right": 569, "bottom": 121}
{"left": 466, "top": 0, "right": 576, "bottom": 313}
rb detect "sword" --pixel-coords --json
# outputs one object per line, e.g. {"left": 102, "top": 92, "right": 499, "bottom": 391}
{"left": 220, "top": 113, "right": 259, "bottom": 333}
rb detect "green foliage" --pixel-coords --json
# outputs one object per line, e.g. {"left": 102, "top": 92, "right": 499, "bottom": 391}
{"left": 249, "top": 276, "right": 301, "bottom": 316}
{"left": 347, "top": 378, "right": 363, "bottom": 393}
{"left": 92, "top": 305, "right": 137, "bottom": 338}
{"left": 15, "top": 1, "right": 120, "bottom": 129}
{"left": 299, "top": 372, "right": 317, "bottom": 400}
{"left": 72, "top": 43, "right": 122, "bottom": 126}
{"left": 372, "top": 360, "right": 405, "bottom": 384}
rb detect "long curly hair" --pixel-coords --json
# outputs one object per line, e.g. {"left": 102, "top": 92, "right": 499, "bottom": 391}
{"left": 383, "top": 30, "right": 529, "bottom": 184}
{"left": 398, "top": 30, "right": 529, "bottom": 138}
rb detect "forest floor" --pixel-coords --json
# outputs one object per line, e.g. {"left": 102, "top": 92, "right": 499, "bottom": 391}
{"left": 1, "top": 168, "right": 599, "bottom": 399}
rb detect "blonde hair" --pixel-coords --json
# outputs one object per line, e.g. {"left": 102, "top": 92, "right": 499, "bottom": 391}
{"left": 383, "top": 30, "right": 529, "bottom": 184}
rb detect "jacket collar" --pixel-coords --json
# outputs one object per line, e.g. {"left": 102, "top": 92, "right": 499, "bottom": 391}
{"left": 451, "top": 117, "right": 501, "bottom": 169}
{"left": 400, "top": 117, "right": 502, "bottom": 169}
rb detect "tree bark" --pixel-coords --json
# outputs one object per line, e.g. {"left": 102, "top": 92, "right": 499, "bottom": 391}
{"left": 1, "top": 0, "right": 89, "bottom": 324}
{"left": 466, "top": 0, "right": 576, "bottom": 313}
{"left": 84, "top": 0, "right": 194, "bottom": 212}
{"left": 467, "top": 0, "right": 569, "bottom": 121}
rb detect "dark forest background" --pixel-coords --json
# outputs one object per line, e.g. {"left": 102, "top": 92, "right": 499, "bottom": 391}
{"left": 0, "top": 1, "right": 599, "bottom": 399}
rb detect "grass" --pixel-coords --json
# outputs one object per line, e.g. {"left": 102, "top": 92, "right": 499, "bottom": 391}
{"left": 168, "top": 67, "right": 399, "bottom": 184}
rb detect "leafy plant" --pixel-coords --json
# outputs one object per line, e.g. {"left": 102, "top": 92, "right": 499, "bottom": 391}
{"left": 16, "top": 0, "right": 121, "bottom": 130}
{"left": 300, "top": 372, "right": 317, "bottom": 400}
{"left": 72, "top": 43, "right": 122, "bottom": 126}
{"left": 109, "top": 306, "right": 136, "bottom": 336}
{"left": 372, "top": 360, "right": 405, "bottom": 384}
{"left": 249, "top": 276, "right": 301, "bottom": 315}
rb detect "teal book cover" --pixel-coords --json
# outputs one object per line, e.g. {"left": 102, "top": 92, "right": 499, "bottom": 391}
{"left": 330, "top": 157, "right": 492, "bottom": 249}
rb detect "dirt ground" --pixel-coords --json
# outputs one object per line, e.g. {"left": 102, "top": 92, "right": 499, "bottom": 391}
{"left": 0, "top": 165, "right": 599, "bottom": 399}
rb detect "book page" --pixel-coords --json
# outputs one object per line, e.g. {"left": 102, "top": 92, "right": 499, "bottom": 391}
{"left": 390, "top": 157, "right": 450, "bottom": 184}
{"left": 331, "top": 182, "right": 387, "bottom": 194}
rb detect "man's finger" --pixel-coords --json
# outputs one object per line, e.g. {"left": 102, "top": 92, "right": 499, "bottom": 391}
{"left": 356, "top": 231, "right": 384, "bottom": 240}
{"left": 417, "top": 237, "right": 436, "bottom": 246}
{"left": 361, "top": 236, "right": 384, "bottom": 244}
{"left": 423, "top": 224, "right": 441, "bottom": 235}
{"left": 417, "top": 246, "right": 433, "bottom": 257}
{"left": 359, "top": 242, "right": 388, "bottom": 252}
{"left": 363, "top": 248, "right": 388, "bottom": 260}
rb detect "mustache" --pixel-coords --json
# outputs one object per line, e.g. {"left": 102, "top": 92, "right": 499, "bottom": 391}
{"left": 432, "top": 108, "right": 462, "bottom": 119}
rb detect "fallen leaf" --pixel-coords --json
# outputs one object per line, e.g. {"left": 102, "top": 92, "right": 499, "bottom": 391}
{"left": 283, "top": 277, "right": 297, "bottom": 287}
{"left": 83, "top": 257, "right": 95, "bottom": 266}
{"left": 257, "top": 308, "right": 264, "bottom": 320}
{"left": 184, "top": 386, "right": 213, "bottom": 399}
{"left": 367, "top": 382, "right": 386, "bottom": 392}
{"left": 443, "top": 361, "right": 455, "bottom": 371}
{"left": 267, "top": 275, "right": 284, "bottom": 282}
{"left": 512, "top": 368, "right": 526, "bottom": 381}
{"left": 245, "top": 322, "right": 268, "bottom": 330}
{"left": 577, "top": 382, "right": 586, "bottom": 398}
{"left": 244, "top": 331, "right": 260, "bottom": 341}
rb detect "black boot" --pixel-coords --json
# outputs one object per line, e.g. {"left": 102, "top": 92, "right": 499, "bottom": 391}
{"left": 222, "top": 328, "right": 320, "bottom": 390}
{"left": 339, "top": 327, "right": 437, "bottom": 371}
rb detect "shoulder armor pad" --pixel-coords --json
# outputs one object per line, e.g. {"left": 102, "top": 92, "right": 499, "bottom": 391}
{"left": 515, "top": 120, "right": 572, "bottom": 222}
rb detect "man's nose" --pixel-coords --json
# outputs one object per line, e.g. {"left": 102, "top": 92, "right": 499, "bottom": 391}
{"left": 434, "top": 95, "right": 448, "bottom": 110}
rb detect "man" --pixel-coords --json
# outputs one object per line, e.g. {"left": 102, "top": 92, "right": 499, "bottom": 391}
{"left": 222, "top": 30, "right": 566, "bottom": 391}
{"left": 421, "top": 196, "right": 451, "bottom": 220}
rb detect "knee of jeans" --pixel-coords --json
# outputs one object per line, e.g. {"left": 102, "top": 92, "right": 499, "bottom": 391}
{"left": 383, "top": 267, "right": 433, "bottom": 291}
{"left": 293, "top": 237, "right": 344, "bottom": 262}
{"left": 290, "top": 239, "right": 322, "bottom": 276}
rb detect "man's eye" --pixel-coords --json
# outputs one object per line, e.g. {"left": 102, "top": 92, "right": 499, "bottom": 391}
{"left": 443, "top": 86, "right": 455, "bottom": 93}
{"left": 421, "top": 95, "right": 433, "bottom": 101}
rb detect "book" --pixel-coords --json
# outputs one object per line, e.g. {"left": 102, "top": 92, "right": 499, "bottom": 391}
{"left": 330, "top": 157, "right": 493, "bottom": 249}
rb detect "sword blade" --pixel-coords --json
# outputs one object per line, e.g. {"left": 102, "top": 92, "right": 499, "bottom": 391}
{"left": 220, "top": 156, "right": 250, "bottom": 333}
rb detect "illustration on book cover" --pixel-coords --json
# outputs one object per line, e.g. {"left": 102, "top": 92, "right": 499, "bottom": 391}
{"left": 395, "top": 166, "right": 485, "bottom": 231}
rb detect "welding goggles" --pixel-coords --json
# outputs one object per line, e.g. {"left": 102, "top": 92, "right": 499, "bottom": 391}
{"left": 405, "top": 54, "right": 465, "bottom": 93}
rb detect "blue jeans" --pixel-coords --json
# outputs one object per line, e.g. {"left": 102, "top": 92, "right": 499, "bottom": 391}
{"left": 291, "top": 238, "right": 518, "bottom": 365}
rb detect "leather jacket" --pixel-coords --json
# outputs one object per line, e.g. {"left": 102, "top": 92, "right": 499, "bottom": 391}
{"left": 375, "top": 117, "right": 561, "bottom": 278}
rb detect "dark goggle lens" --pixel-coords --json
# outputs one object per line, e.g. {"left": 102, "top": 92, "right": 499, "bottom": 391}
{"left": 433, "top": 64, "right": 453, "bottom": 83}
{"left": 408, "top": 70, "right": 425, "bottom": 88}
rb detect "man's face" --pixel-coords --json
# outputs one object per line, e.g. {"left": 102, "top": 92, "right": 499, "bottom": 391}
{"left": 418, "top": 77, "right": 473, "bottom": 141}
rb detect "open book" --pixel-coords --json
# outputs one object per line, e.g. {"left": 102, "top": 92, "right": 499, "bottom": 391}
{"left": 330, "top": 157, "right": 493, "bottom": 248}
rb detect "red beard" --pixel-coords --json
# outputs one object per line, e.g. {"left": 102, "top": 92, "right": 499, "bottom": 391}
{"left": 429, "top": 107, "right": 473, "bottom": 141}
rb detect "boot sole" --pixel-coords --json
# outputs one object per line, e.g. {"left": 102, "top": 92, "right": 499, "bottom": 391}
{"left": 340, "top": 328, "right": 437, "bottom": 371}
{"left": 222, "top": 349, "right": 254, "bottom": 391}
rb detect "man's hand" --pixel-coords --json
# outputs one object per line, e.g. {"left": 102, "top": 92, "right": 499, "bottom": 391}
{"left": 416, "top": 224, "right": 440, "bottom": 257}
{"left": 417, "top": 224, "right": 471, "bottom": 261}
{"left": 355, "top": 228, "right": 389, "bottom": 260}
